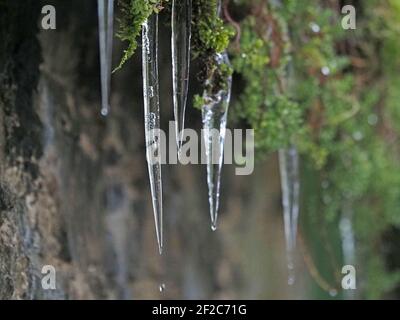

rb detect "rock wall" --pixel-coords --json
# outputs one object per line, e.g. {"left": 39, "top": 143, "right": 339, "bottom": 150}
{"left": 0, "top": 0, "right": 293, "bottom": 299}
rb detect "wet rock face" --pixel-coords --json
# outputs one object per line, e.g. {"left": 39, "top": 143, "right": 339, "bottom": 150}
{"left": 0, "top": 0, "right": 42, "bottom": 300}
{"left": 0, "top": 1, "right": 289, "bottom": 300}
{"left": 0, "top": 0, "right": 173, "bottom": 299}
{"left": 0, "top": 0, "right": 115, "bottom": 299}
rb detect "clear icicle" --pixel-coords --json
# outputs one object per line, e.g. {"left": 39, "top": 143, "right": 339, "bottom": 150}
{"left": 172, "top": 0, "right": 192, "bottom": 155}
{"left": 97, "top": 0, "right": 114, "bottom": 116}
{"left": 278, "top": 146, "right": 300, "bottom": 285}
{"left": 202, "top": 53, "right": 232, "bottom": 231}
{"left": 142, "top": 15, "right": 163, "bottom": 254}
{"left": 340, "top": 201, "right": 356, "bottom": 299}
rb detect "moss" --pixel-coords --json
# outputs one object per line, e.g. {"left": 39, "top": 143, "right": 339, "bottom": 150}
{"left": 191, "top": 0, "right": 234, "bottom": 58}
{"left": 112, "top": 0, "right": 400, "bottom": 298}
{"left": 191, "top": 0, "right": 234, "bottom": 101}
{"left": 115, "top": 0, "right": 168, "bottom": 71}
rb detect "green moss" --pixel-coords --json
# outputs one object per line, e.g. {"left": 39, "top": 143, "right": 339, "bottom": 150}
{"left": 191, "top": 0, "right": 234, "bottom": 98}
{"left": 191, "top": 0, "right": 234, "bottom": 57}
{"left": 114, "top": 0, "right": 167, "bottom": 71}
{"left": 112, "top": 0, "right": 400, "bottom": 298}
{"left": 230, "top": 3, "right": 302, "bottom": 153}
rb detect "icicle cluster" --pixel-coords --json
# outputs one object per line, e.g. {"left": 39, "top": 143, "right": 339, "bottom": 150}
{"left": 99, "top": 0, "right": 233, "bottom": 253}
{"left": 97, "top": 0, "right": 114, "bottom": 116}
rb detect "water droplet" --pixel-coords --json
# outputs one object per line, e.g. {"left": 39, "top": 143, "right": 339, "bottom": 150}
{"left": 368, "top": 114, "right": 378, "bottom": 126}
{"left": 159, "top": 283, "right": 166, "bottom": 292}
{"left": 353, "top": 131, "right": 363, "bottom": 141}
{"left": 310, "top": 22, "right": 320, "bottom": 33}
{"left": 101, "top": 107, "right": 109, "bottom": 116}
{"left": 323, "top": 194, "right": 332, "bottom": 204}
{"left": 288, "top": 274, "right": 295, "bottom": 286}
{"left": 211, "top": 224, "right": 217, "bottom": 231}
{"left": 329, "top": 289, "right": 338, "bottom": 297}
{"left": 321, "top": 66, "right": 330, "bottom": 76}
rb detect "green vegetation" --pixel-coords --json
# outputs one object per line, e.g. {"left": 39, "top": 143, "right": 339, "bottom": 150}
{"left": 116, "top": 0, "right": 400, "bottom": 298}
{"left": 115, "top": 0, "right": 167, "bottom": 71}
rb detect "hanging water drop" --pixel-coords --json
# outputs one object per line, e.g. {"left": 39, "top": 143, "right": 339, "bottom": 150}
{"left": 142, "top": 14, "right": 163, "bottom": 255}
{"left": 279, "top": 146, "right": 300, "bottom": 284}
{"left": 329, "top": 289, "right": 338, "bottom": 297}
{"left": 172, "top": 0, "right": 192, "bottom": 155}
{"left": 202, "top": 52, "right": 232, "bottom": 230}
{"left": 159, "top": 283, "right": 166, "bottom": 292}
{"left": 97, "top": 0, "right": 114, "bottom": 116}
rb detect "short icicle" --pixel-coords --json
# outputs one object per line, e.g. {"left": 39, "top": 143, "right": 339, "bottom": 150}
{"left": 171, "top": 0, "right": 192, "bottom": 155}
{"left": 278, "top": 146, "right": 300, "bottom": 285}
{"left": 202, "top": 52, "right": 232, "bottom": 231}
{"left": 142, "top": 14, "right": 163, "bottom": 254}
{"left": 97, "top": 0, "right": 114, "bottom": 116}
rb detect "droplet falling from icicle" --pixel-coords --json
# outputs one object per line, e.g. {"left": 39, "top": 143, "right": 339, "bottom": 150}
{"left": 202, "top": 52, "right": 232, "bottom": 230}
{"left": 279, "top": 146, "right": 300, "bottom": 285}
{"left": 97, "top": 0, "right": 114, "bottom": 116}
{"left": 142, "top": 14, "right": 163, "bottom": 254}
{"left": 172, "top": 0, "right": 192, "bottom": 155}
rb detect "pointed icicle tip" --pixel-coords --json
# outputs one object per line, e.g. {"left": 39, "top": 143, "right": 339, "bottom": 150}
{"left": 158, "top": 242, "right": 163, "bottom": 255}
{"left": 177, "top": 140, "right": 184, "bottom": 162}
{"left": 101, "top": 107, "right": 109, "bottom": 117}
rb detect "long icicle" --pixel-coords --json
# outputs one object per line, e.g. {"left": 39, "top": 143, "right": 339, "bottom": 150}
{"left": 97, "top": 0, "right": 114, "bottom": 116}
{"left": 202, "top": 52, "right": 232, "bottom": 231}
{"left": 339, "top": 201, "right": 356, "bottom": 299}
{"left": 142, "top": 14, "right": 163, "bottom": 254}
{"left": 279, "top": 146, "right": 300, "bottom": 285}
{"left": 172, "top": 0, "right": 192, "bottom": 155}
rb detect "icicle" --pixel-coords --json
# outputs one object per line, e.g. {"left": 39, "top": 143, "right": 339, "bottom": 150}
{"left": 142, "top": 14, "right": 163, "bottom": 254}
{"left": 171, "top": 0, "right": 192, "bottom": 155}
{"left": 97, "top": 0, "right": 114, "bottom": 116}
{"left": 278, "top": 146, "right": 300, "bottom": 285}
{"left": 202, "top": 53, "right": 232, "bottom": 231}
{"left": 340, "top": 201, "right": 356, "bottom": 299}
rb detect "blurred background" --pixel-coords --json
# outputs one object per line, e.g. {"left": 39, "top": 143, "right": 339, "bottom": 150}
{"left": 0, "top": 0, "right": 400, "bottom": 299}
